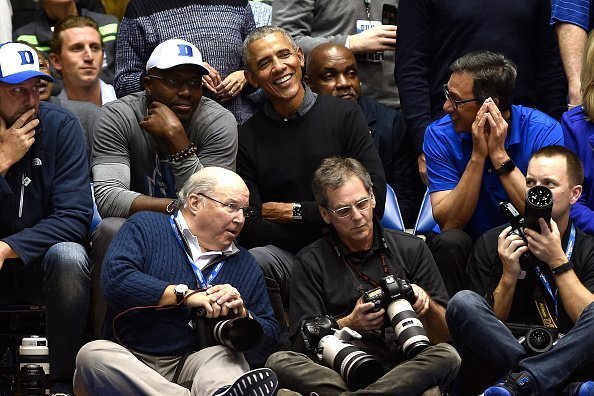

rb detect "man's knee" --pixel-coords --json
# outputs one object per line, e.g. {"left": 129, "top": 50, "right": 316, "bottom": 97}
{"left": 428, "top": 229, "right": 473, "bottom": 258}
{"left": 76, "top": 340, "right": 111, "bottom": 371}
{"left": 446, "top": 290, "right": 484, "bottom": 323}
{"left": 43, "top": 242, "right": 90, "bottom": 279}
{"left": 249, "top": 245, "right": 293, "bottom": 281}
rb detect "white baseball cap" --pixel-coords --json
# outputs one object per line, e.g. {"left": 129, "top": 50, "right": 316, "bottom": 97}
{"left": 146, "top": 39, "right": 208, "bottom": 75}
{"left": 0, "top": 42, "right": 54, "bottom": 84}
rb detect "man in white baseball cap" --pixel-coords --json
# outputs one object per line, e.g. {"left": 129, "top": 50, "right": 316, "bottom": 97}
{"left": 88, "top": 38, "right": 238, "bottom": 338}
{"left": 0, "top": 41, "right": 93, "bottom": 395}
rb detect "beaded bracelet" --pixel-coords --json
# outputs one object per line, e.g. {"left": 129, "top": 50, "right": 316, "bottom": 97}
{"left": 169, "top": 144, "right": 197, "bottom": 163}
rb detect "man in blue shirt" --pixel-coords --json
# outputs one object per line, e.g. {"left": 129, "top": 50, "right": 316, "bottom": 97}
{"left": 424, "top": 50, "right": 563, "bottom": 296}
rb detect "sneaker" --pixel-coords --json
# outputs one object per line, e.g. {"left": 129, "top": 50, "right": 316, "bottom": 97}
{"left": 214, "top": 368, "right": 278, "bottom": 396}
{"left": 564, "top": 382, "right": 594, "bottom": 396}
{"left": 484, "top": 371, "right": 536, "bottom": 396}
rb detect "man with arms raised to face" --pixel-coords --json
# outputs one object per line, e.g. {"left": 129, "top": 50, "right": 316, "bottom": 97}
{"left": 90, "top": 38, "right": 237, "bottom": 337}
{"left": 266, "top": 157, "right": 460, "bottom": 395}
{"left": 74, "top": 167, "right": 279, "bottom": 396}
{"left": 237, "top": 26, "right": 386, "bottom": 347}
{"left": 446, "top": 146, "right": 594, "bottom": 395}
{"left": 0, "top": 42, "right": 92, "bottom": 395}
{"left": 305, "top": 43, "right": 423, "bottom": 227}
{"left": 424, "top": 50, "right": 563, "bottom": 296}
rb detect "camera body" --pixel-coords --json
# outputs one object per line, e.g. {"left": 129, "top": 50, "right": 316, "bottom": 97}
{"left": 300, "top": 316, "right": 384, "bottom": 390}
{"left": 363, "top": 276, "right": 430, "bottom": 359}
{"left": 18, "top": 336, "right": 50, "bottom": 395}
{"left": 499, "top": 185, "right": 553, "bottom": 270}
{"left": 190, "top": 309, "right": 263, "bottom": 352}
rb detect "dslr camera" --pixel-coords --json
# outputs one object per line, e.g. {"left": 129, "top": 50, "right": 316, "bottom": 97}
{"left": 500, "top": 185, "right": 553, "bottom": 270}
{"left": 363, "top": 275, "right": 431, "bottom": 359}
{"left": 300, "top": 316, "right": 385, "bottom": 390}
{"left": 191, "top": 308, "right": 263, "bottom": 352}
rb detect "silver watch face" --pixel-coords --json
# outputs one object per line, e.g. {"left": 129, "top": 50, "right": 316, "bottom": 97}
{"left": 175, "top": 284, "right": 188, "bottom": 295}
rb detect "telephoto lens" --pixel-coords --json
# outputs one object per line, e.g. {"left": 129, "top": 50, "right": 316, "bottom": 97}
{"left": 18, "top": 336, "right": 50, "bottom": 395}
{"left": 212, "top": 317, "right": 263, "bottom": 351}
{"left": 524, "top": 185, "right": 553, "bottom": 232}
{"left": 519, "top": 327, "right": 554, "bottom": 355}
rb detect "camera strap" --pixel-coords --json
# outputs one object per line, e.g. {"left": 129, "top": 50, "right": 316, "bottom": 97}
{"left": 532, "top": 223, "right": 575, "bottom": 327}
{"left": 341, "top": 251, "right": 390, "bottom": 288}
{"left": 169, "top": 215, "right": 225, "bottom": 288}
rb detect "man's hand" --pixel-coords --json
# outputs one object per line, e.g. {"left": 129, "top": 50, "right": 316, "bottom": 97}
{"left": 202, "top": 62, "right": 223, "bottom": 93}
{"left": 470, "top": 101, "right": 490, "bottom": 159}
{"left": 212, "top": 71, "right": 248, "bottom": 103}
{"left": 349, "top": 25, "right": 397, "bottom": 53}
{"left": 497, "top": 226, "right": 526, "bottom": 279}
{"left": 338, "top": 296, "right": 385, "bottom": 332}
{"left": 185, "top": 290, "right": 217, "bottom": 317}
{"left": 482, "top": 98, "right": 509, "bottom": 164}
{"left": 525, "top": 218, "right": 567, "bottom": 269}
{"left": 206, "top": 284, "right": 247, "bottom": 318}
{"left": 417, "top": 153, "right": 429, "bottom": 186}
{"left": 261, "top": 202, "right": 294, "bottom": 223}
{"left": 0, "top": 241, "right": 19, "bottom": 271}
{"left": 139, "top": 102, "right": 189, "bottom": 153}
{"left": 0, "top": 109, "right": 38, "bottom": 176}
{"left": 411, "top": 284, "right": 430, "bottom": 316}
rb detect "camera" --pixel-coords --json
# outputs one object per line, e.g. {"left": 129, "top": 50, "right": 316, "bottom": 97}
{"left": 500, "top": 185, "right": 553, "bottom": 269}
{"left": 300, "top": 316, "right": 385, "bottom": 390}
{"left": 363, "top": 276, "right": 431, "bottom": 359}
{"left": 191, "top": 308, "right": 263, "bottom": 352}
{"left": 507, "top": 323, "right": 560, "bottom": 356}
{"left": 18, "top": 336, "right": 50, "bottom": 395}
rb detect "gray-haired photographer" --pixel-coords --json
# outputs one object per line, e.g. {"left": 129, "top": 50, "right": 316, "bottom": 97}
{"left": 446, "top": 145, "right": 594, "bottom": 395}
{"left": 73, "top": 167, "right": 279, "bottom": 396}
{"left": 266, "top": 157, "right": 460, "bottom": 395}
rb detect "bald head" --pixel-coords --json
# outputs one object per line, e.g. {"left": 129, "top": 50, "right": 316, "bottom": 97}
{"left": 305, "top": 43, "right": 361, "bottom": 102}
{"left": 178, "top": 167, "right": 248, "bottom": 209}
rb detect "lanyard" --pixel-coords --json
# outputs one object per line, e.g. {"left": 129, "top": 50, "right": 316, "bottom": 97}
{"left": 363, "top": 0, "right": 371, "bottom": 19}
{"left": 169, "top": 215, "right": 224, "bottom": 288}
{"left": 533, "top": 223, "right": 576, "bottom": 320}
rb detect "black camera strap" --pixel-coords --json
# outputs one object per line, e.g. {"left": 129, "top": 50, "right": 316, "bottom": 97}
{"left": 341, "top": 252, "right": 390, "bottom": 289}
{"left": 531, "top": 223, "right": 576, "bottom": 329}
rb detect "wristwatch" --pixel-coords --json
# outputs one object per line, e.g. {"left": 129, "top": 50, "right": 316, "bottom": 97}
{"left": 495, "top": 158, "right": 516, "bottom": 176}
{"left": 552, "top": 261, "right": 574, "bottom": 276}
{"left": 174, "top": 284, "right": 189, "bottom": 304}
{"left": 292, "top": 203, "right": 302, "bottom": 220}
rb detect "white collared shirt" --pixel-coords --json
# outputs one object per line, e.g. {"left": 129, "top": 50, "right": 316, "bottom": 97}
{"left": 175, "top": 211, "right": 237, "bottom": 270}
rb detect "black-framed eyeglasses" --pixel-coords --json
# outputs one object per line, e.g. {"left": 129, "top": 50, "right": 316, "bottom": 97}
{"left": 147, "top": 74, "right": 203, "bottom": 90}
{"left": 442, "top": 84, "right": 481, "bottom": 109}
{"left": 198, "top": 193, "right": 254, "bottom": 218}
{"left": 323, "top": 195, "right": 373, "bottom": 218}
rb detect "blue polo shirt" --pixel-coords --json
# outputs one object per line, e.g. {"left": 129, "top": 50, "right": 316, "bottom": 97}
{"left": 424, "top": 105, "right": 563, "bottom": 240}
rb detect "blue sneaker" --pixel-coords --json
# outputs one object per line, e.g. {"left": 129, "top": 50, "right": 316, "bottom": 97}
{"left": 564, "top": 382, "right": 594, "bottom": 396}
{"left": 484, "top": 372, "right": 536, "bottom": 396}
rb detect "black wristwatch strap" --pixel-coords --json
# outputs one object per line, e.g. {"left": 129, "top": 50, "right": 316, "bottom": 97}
{"left": 552, "top": 261, "right": 573, "bottom": 276}
{"left": 495, "top": 158, "right": 516, "bottom": 176}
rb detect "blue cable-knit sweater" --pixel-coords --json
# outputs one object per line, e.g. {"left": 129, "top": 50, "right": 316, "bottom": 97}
{"left": 115, "top": 0, "right": 257, "bottom": 124}
{"left": 101, "top": 211, "right": 278, "bottom": 365}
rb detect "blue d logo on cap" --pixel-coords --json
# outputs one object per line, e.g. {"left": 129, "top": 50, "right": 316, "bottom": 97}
{"left": 177, "top": 44, "right": 193, "bottom": 58}
{"left": 18, "top": 50, "right": 35, "bottom": 66}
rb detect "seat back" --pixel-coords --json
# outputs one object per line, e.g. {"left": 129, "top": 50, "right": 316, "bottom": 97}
{"left": 380, "top": 184, "right": 405, "bottom": 232}
{"left": 413, "top": 189, "right": 440, "bottom": 235}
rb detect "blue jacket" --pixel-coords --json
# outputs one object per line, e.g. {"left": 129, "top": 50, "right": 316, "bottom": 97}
{"left": 0, "top": 102, "right": 92, "bottom": 266}
{"left": 561, "top": 106, "right": 594, "bottom": 234}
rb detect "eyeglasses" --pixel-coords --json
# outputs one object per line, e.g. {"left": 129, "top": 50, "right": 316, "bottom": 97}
{"left": 147, "top": 74, "right": 203, "bottom": 90}
{"left": 198, "top": 193, "right": 254, "bottom": 218}
{"left": 323, "top": 196, "right": 373, "bottom": 218}
{"left": 443, "top": 84, "right": 481, "bottom": 109}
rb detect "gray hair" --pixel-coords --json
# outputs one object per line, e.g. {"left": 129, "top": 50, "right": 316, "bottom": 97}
{"left": 449, "top": 50, "right": 517, "bottom": 111}
{"left": 242, "top": 26, "right": 298, "bottom": 70}
{"left": 176, "top": 171, "right": 218, "bottom": 210}
{"left": 312, "top": 157, "right": 373, "bottom": 207}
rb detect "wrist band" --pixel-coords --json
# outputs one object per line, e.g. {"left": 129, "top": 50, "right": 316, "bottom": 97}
{"left": 552, "top": 261, "right": 573, "bottom": 276}
{"left": 169, "top": 144, "right": 197, "bottom": 163}
{"left": 495, "top": 158, "right": 516, "bottom": 176}
{"left": 166, "top": 199, "right": 178, "bottom": 214}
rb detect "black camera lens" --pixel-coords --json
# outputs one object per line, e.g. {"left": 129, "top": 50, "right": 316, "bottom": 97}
{"left": 524, "top": 186, "right": 553, "bottom": 232}
{"left": 525, "top": 328, "right": 553, "bottom": 354}
{"left": 213, "top": 317, "right": 263, "bottom": 351}
{"left": 333, "top": 346, "right": 384, "bottom": 390}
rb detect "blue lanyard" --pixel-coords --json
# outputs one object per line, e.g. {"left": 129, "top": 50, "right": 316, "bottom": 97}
{"left": 169, "top": 215, "right": 224, "bottom": 288}
{"left": 533, "top": 224, "right": 576, "bottom": 319}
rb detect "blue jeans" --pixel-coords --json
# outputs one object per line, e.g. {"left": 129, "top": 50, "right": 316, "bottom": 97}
{"left": 447, "top": 290, "right": 594, "bottom": 394}
{"left": 2, "top": 242, "right": 90, "bottom": 383}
